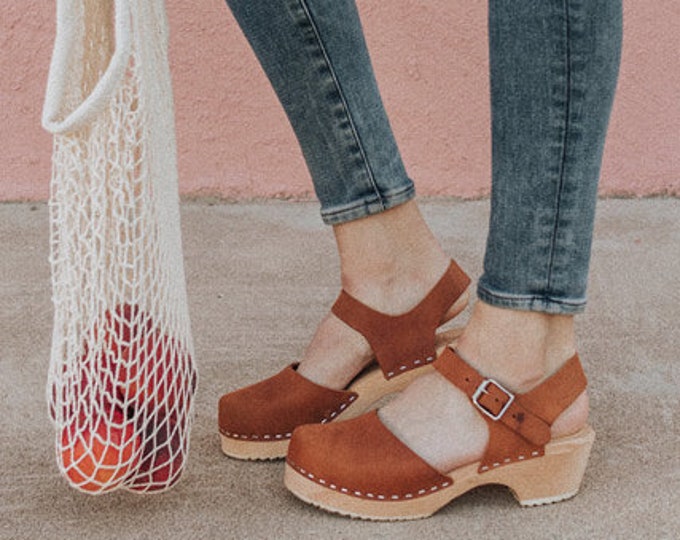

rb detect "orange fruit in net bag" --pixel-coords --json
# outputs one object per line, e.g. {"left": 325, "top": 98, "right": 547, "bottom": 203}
{"left": 60, "top": 407, "right": 141, "bottom": 493}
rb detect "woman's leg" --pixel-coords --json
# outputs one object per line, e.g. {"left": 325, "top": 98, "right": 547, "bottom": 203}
{"left": 381, "top": 0, "right": 622, "bottom": 472}
{"left": 223, "top": 0, "right": 460, "bottom": 390}
{"left": 224, "top": 0, "right": 414, "bottom": 225}
{"left": 480, "top": 0, "right": 622, "bottom": 315}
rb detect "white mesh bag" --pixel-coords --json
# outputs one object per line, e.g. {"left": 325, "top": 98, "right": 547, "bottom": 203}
{"left": 42, "top": 0, "right": 197, "bottom": 493}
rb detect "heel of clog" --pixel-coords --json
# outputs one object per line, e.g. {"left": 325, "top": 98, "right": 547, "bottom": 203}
{"left": 504, "top": 425, "right": 595, "bottom": 507}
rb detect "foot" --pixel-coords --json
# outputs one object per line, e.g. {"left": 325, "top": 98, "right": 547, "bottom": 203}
{"left": 379, "top": 302, "right": 590, "bottom": 473}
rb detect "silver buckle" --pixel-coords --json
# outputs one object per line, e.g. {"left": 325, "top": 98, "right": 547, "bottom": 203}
{"left": 472, "top": 378, "right": 515, "bottom": 421}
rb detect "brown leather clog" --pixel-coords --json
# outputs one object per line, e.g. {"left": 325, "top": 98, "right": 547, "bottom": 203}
{"left": 218, "top": 260, "right": 471, "bottom": 460}
{"left": 284, "top": 347, "right": 594, "bottom": 520}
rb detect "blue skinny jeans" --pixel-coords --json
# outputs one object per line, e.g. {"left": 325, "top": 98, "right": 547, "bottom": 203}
{"left": 224, "top": 0, "right": 622, "bottom": 315}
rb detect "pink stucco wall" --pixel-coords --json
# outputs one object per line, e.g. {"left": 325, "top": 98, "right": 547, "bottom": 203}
{"left": 1, "top": 1, "right": 678, "bottom": 201}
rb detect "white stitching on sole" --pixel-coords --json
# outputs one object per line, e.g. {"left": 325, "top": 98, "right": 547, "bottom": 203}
{"left": 289, "top": 447, "right": 549, "bottom": 502}
{"left": 288, "top": 460, "right": 451, "bottom": 502}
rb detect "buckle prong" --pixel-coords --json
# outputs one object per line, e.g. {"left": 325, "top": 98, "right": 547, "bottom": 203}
{"left": 472, "top": 378, "right": 515, "bottom": 421}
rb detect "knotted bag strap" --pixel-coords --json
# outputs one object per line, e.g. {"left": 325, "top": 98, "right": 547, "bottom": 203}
{"left": 331, "top": 260, "right": 470, "bottom": 380}
{"left": 434, "top": 347, "right": 587, "bottom": 472}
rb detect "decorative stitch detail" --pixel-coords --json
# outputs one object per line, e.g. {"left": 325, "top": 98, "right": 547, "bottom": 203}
{"left": 385, "top": 355, "right": 437, "bottom": 379}
{"left": 479, "top": 450, "right": 545, "bottom": 473}
{"left": 288, "top": 459, "right": 451, "bottom": 501}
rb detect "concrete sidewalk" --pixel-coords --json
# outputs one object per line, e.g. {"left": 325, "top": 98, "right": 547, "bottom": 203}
{"left": 1, "top": 199, "right": 678, "bottom": 539}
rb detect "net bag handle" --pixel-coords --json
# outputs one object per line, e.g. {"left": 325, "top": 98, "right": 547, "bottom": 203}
{"left": 42, "top": 0, "right": 131, "bottom": 135}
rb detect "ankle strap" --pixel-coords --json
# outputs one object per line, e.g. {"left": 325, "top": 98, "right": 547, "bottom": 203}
{"left": 434, "top": 348, "right": 587, "bottom": 472}
{"left": 331, "top": 260, "right": 470, "bottom": 380}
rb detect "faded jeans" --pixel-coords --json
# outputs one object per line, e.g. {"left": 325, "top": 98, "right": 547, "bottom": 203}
{"left": 224, "top": 0, "right": 622, "bottom": 314}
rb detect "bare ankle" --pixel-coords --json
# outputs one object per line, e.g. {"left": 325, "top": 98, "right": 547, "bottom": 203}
{"left": 455, "top": 301, "right": 577, "bottom": 393}
{"left": 333, "top": 201, "right": 450, "bottom": 314}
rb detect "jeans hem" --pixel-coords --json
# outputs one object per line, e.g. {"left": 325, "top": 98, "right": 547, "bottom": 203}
{"left": 320, "top": 183, "right": 416, "bottom": 225}
{"left": 476, "top": 284, "right": 586, "bottom": 315}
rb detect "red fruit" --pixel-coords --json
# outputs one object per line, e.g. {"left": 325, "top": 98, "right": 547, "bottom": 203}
{"left": 119, "top": 333, "right": 178, "bottom": 412}
{"left": 60, "top": 407, "right": 141, "bottom": 493}
{"left": 127, "top": 417, "right": 185, "bottom": 492}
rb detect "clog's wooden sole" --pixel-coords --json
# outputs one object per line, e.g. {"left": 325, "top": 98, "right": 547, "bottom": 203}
{"left": 220, "top": 436, "right": 290, "bottom": 461}
{"left": 284, "top": 425, "right": 595, "bottom": 521}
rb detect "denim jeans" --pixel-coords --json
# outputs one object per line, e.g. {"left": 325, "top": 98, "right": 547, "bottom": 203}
{"left": 224, "top": 0, "right": 622, "bottom": 314}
